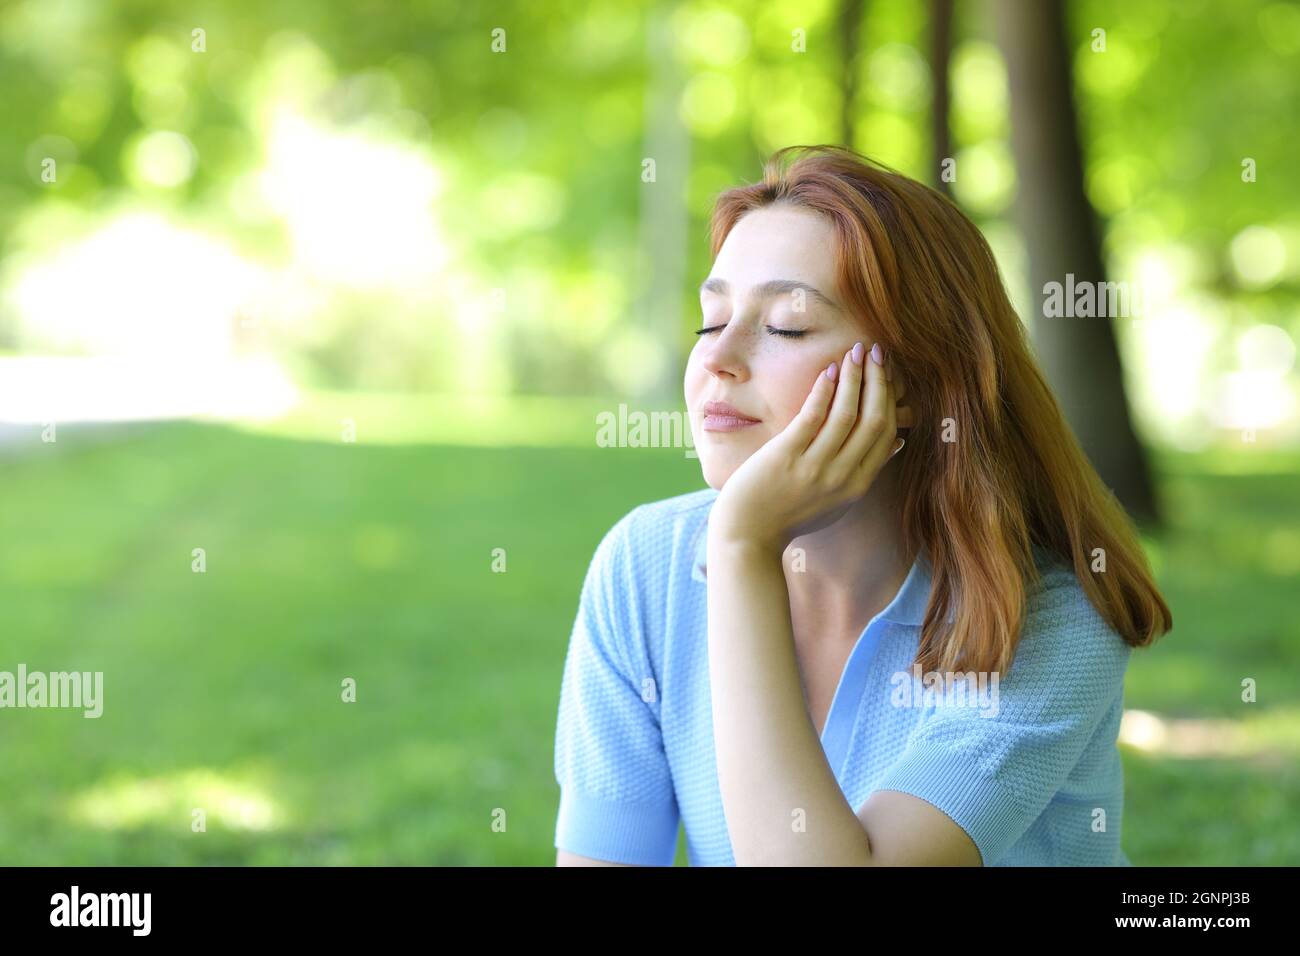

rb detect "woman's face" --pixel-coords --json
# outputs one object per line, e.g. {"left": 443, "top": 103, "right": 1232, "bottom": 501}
{"left": 685, "top": 204, "right": 872, "bottom": 490}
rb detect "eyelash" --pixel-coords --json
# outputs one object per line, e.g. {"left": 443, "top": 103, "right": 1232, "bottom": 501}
{"left": 695, "top": 325, "right": 807, "bottom": 339}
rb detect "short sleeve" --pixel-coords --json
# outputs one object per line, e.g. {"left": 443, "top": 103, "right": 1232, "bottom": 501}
{"left": 870, "top": 570, "right": 1132, "bottom": 866}
{"left": 553, "top": 508, "right": 680, "bottom": 865}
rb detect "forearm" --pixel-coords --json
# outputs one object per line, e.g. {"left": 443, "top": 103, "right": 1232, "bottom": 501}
{"left": 706, "top": 534, "right": 874, "bottom": 865}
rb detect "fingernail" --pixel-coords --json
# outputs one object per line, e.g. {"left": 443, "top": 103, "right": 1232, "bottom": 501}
{"left": 890, "top": 437, "right": 905, "bottom": 457}
{"left": 825, "top": 360, "right": 838, "bottom": 381}
{"left": 870, "top": 343, "right": 883, "bottom": 366}
{"left": 850, "top": 342, "right": 864, "bottom": 365}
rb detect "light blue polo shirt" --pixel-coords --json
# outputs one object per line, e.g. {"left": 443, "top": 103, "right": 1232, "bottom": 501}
{"left": 553, "top": 487, "right": 1134, "bottom": 866}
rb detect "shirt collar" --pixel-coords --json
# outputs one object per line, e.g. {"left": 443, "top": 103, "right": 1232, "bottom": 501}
{"left": 690, "top": 491, "right": 937, "bottom": 628}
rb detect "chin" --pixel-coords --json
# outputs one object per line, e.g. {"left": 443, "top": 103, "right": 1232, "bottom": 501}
{"left": 698, "top": 455, "right": 740, "bottom": 490}
{"left": 693, "top": 429, "right": 766, "bottom": 489}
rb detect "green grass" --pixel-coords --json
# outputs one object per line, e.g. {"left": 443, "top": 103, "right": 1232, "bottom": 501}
{"left": 0, "top": 418, "right": 1295, "bottom": 864}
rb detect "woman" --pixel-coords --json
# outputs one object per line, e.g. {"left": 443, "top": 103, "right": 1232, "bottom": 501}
{"left": 553, "top": 145, "right": 1172, "bottom": 866}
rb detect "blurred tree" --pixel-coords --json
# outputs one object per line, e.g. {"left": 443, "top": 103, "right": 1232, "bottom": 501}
{"left": 637, "top": 0, "right": 691, "bottom": 406}
{"left": 1, "top": 0, "right": 1295, "bottom": 431}
{"left": 838, "top": 0, "right": 867, "bottom": 147}
{"left": 993, "top": 0, "right": 1160, "bottom": 526}
{"left": 928, "top": 0, "right": 954, "bottom": 197}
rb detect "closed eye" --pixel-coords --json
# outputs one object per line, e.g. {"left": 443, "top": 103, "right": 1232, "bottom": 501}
{"left": 696, "top": 325, "right": 807, "bottom": 338}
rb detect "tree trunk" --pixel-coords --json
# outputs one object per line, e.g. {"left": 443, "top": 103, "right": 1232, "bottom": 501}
{"left": 930, "top": 0, "right": 954, "bottom": 197}
{"left": 838, "top": 0, "right": 866, "bottom": 147}
{"left": 992, "top": 0, "right": 1160, "bottom": 527}
{"left": 638, "top": 1, "right": 691, "bottom": 407}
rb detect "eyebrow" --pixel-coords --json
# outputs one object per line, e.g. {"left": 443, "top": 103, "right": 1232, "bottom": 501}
{"left": 698, "top": 276, "right": 841, "bottom": 312}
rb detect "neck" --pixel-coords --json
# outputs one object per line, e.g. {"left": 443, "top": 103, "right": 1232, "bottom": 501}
{"left": 781, "top": 473, "right": 912, "bottom": 645}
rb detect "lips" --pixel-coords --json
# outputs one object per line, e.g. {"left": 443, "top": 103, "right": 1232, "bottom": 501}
{"left": 702, "top": 399, "right": 761, "bottom": 432}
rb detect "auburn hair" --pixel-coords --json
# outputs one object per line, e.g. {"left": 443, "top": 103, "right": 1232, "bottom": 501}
{"left": 706, "top": 144, "right": 1172, "bottom": 675}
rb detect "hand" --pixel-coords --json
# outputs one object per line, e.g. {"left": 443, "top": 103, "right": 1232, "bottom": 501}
{"left": 709, "top": 341, "right": 911, "bottom": 554}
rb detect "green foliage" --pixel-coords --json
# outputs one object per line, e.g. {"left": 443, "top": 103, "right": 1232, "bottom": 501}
{"left": 1, "top": 0, "right": 1296, "bottom": 414}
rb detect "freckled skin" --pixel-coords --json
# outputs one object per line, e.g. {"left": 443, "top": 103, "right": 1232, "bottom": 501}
{"left": 685, "top": 204, "right": 876, "bottom": 491}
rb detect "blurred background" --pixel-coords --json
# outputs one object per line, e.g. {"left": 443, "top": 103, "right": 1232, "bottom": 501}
{"left": 0, "top": 0, "right": 1296, "bottom": 865}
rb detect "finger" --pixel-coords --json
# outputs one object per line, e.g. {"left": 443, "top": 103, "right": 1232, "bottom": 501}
{"left": 865, "top": 414, "right": 903, "bottom": 473}
{"left": 895, "top": 403, "right": 915, "bottom": 429}
{"left": 858, "top": 367, "right": 901, "bottom": 476}
{"left": 782, "top": 361, "right": 839, "bottom": 455}
{"left": 805, "top": 341, "right": 864, "bottom": 462}
{"left": 840, "top": 341, "right": 891, "bottom": 465}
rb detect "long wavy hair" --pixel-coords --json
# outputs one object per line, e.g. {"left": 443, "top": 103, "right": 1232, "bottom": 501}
{"left": 707, "top": 144, "right": 1172, "bottom": 674}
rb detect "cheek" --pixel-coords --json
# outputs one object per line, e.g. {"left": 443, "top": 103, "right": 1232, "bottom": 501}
{"left": 764, "top": 356, "right": 829, "bottom": 427}
{"left": 683, "top": 349, "right": 706, "bottom": 399}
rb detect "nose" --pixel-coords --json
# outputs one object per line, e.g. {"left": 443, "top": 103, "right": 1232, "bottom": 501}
{"left": 698, "top": 321, "right": 754, "bottom": 383}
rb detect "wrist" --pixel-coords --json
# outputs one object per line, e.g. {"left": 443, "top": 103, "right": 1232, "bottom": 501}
{"left": 707, "top": 519, "right": 785, "bottom": 561}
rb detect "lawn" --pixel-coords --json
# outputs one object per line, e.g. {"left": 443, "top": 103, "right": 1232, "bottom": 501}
{"left": 0, "top": 415, "right": 1296, "bottom": 865}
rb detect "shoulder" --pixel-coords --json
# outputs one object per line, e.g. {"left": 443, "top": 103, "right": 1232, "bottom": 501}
{"left": 572, "top": 489, "right": 717, "bottom": 665}
{"left": 621, "top": 486, "right": 720, "bottom": 530}
{"left": 592, "top": 487, "right": 718, "bottom": 571}
{"left": 1013, "top": 546, "right": 1132, "bottom": 684}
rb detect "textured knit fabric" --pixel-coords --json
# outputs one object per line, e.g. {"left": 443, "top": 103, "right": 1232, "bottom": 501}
{"left": 553, "top": 487, "right": 1134, "bottom": 866}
